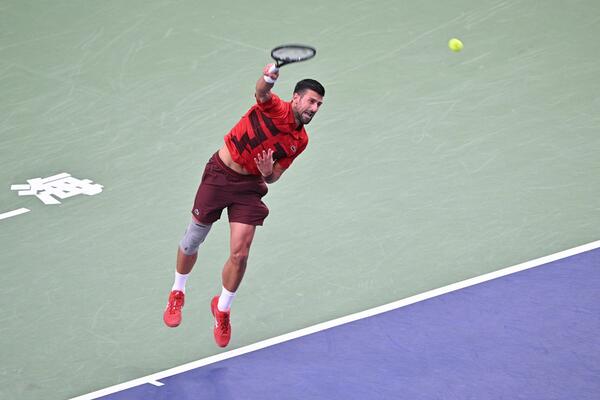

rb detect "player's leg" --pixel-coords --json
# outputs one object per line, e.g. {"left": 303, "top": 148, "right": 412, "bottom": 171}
{"left": 222, "top": 222, "right": 257, "bottom": 294}
{"left": 206, "top": 151, "right": 269, "bottom": 346}
{"left": 211, "top": 222, "right": 257, "bottom": 347}
{"left": 164, "top": 219, "right": 212, "bottom": 328}
{"left": 174, "top": 217, "right": 212, "bottom": 286}
{"left": 164, "top": 153, "right": 226, "bottom": 328}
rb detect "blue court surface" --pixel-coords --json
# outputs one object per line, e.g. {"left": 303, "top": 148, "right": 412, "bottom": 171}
{"left": 77, "top": 244, "right": 599, "bottom": 400}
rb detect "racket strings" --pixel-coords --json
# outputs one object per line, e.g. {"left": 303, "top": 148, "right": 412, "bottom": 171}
{"left": 272, "top": 46, "right": 315, "bottom": 62}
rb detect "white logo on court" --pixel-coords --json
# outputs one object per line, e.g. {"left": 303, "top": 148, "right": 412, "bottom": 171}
{"left": 10, "top": 173, "right": 103, "bottom": 205}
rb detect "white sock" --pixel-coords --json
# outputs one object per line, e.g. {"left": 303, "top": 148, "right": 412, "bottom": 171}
{"left": 172, "top": 271, "right": 190, "bottom": 293}
{"left": 217, "top": 287, "right": 236, "bottom": 312}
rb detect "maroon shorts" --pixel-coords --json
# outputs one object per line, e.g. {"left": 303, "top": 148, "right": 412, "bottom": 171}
{"left": 192, "top": 152, "right": 269, "bottom": 226}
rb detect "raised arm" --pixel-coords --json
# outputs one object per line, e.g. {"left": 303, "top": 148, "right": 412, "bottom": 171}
{"left": 255, "top": 63, "right": 280, "bottom": 104}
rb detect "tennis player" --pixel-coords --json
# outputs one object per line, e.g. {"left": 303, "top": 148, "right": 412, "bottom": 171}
{"left": 163, "top": 63, "right": 325, "bottom": 347}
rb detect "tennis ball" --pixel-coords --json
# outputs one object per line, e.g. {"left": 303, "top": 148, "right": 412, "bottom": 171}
{"left": 448, "top": 38, "right": 463, "bottom": 52}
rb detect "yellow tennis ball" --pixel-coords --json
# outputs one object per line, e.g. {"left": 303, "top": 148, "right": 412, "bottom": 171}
{"left": 448, "top": 38, "right": 463, "bottom": 52}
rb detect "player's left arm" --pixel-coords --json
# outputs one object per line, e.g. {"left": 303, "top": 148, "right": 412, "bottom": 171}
{"left": 264, "top": 162, "right": 286, "bottom": 184}
{"left": 255, "top": 149, "right": 286, "bottom": 184}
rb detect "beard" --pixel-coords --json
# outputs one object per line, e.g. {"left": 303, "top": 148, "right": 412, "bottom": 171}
{"left": 300, "top": 110, "right": 314, "bottom": 124}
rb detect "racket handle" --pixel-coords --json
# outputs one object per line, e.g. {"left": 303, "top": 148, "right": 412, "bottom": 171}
{"left": 269, "top": 64, "right": 280, "bottom": 73}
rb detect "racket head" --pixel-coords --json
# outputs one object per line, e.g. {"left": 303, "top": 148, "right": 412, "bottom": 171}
{"left": 271, "top": 44, "right": 316, "bottom": 67}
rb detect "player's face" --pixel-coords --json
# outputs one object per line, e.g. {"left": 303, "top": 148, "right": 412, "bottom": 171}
{"left": 292, "top": 90, "right": 323, "bottom": 125}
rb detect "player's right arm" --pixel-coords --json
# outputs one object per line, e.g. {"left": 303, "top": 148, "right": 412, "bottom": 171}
{"left": 255, "top": 64, "right": 279, "bottom": 103}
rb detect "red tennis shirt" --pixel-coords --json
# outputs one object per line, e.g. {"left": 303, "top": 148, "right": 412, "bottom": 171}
{"left": 224, "top": 93, "right": 309, "bottom": 176}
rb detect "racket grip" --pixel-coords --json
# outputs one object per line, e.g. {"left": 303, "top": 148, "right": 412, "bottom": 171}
{"left": 263, "top": 63, "right": 279, "bottom": 84}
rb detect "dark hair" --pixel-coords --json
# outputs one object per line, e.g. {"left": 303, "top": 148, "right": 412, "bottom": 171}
{"left": 294, "top": 79, "right": 325, "bottom": 97}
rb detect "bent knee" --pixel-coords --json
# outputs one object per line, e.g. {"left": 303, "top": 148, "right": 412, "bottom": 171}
{"left": 179, "top": 221, "right": 212, "bottom": 255}
{"left": 229, "top": 252, "right": 249, "bottom": 268}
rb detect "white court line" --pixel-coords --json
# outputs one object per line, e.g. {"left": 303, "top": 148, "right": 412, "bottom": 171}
{"left": 0, "top": 208, "right": 30, "bottom": 221}
{"left": 70, "top": 239, "right": 600, "bottom": 400}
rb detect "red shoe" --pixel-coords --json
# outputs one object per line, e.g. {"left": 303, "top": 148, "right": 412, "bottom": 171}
{"left": 163, "top": 290, "right": 185, "bottom": 327}
{"left": 211, "top": 296, "right": 231, "bottom": 347}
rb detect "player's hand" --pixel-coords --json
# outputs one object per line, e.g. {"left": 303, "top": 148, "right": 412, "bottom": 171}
{"left": 263, "top": 63, "right": 279, "bottom": 82}
{"left": 254, "top": 149, "right": 274, "bottom": 177}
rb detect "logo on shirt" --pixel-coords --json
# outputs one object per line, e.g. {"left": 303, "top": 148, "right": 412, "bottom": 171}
{"left": 290, "top": 145, "right": 297, "bottom": 154}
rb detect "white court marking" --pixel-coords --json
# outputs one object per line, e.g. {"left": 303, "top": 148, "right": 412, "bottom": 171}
{"left": 70, "top": 239, "right": 600, "bottom": 400}
{"left": 0, "top": 208, "right": 30, "bottom": 221}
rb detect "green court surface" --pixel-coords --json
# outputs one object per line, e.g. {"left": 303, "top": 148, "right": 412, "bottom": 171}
{"left": 1, "top": 1, "right": 599, "bottom": 399}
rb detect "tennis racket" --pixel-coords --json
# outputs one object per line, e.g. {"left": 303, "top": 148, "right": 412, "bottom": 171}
{"left": 270, "top": 44, "right": 316, "bottom": 69}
